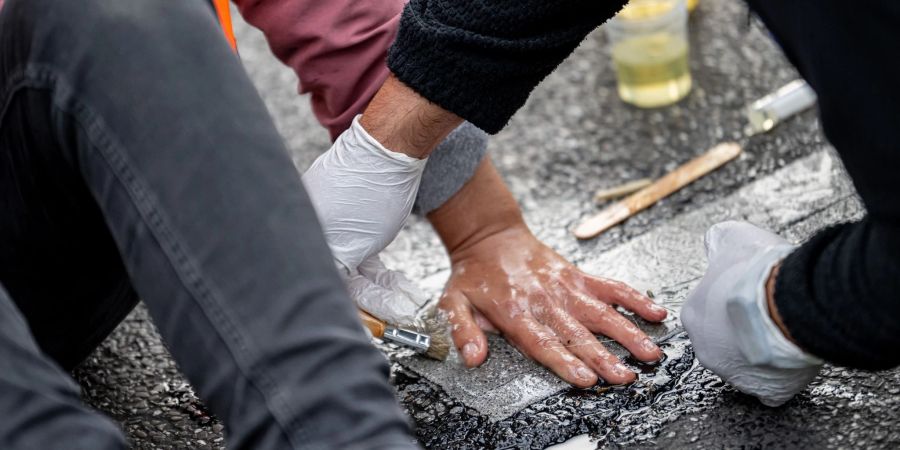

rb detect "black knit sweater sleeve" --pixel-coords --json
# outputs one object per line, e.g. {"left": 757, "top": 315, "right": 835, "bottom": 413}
{"left": 776, "top": 220, "right": 900, "bottom": 370}
{"left": 748, "top": 0, "right": 900, "bottom": 371}
{"left": 387, "top": 0, "right": 627, "bottom": 134}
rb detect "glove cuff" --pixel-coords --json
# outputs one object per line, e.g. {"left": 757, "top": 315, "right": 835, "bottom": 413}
{"left": 752, "top": 249, "right": 824, "bottom": 367}
{"left": 350, "top": 115, "right": 429, "bottom": 166}
{"left": 727, "top": 245, "right": 823, "bottom": 369}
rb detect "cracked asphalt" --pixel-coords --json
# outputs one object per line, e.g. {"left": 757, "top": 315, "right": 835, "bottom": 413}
{"left": 70, "top": 2, "right": 900, "bottom": 448}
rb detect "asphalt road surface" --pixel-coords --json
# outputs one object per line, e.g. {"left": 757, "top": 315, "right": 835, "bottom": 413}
{"left": 71, "top": 2, "right": 900, "bottom": 448}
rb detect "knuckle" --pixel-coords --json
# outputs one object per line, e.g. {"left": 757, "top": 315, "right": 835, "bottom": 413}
{"left": 622, "top": 321, "right": 641, "bottom": 335}
{"left": 527, "top": 333, "right": 557, "bottom": 351}
{"left": 591, "top": 352, "right": 615, "bottom": 367}
{"left": 565, "top": 326, "right": 593, "bottom": 343}
{"left": 592, "top": 301, "right": 612, "bottom": 314}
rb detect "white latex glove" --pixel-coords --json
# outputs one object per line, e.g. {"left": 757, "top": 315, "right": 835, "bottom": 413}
{"left": 347, "top": 256, "right": 429, "bottom": 326}
{"left": 681, "top": 221, "right": 824, "bottom": 407}
{"left": 303, "top": 115, "right": 426, "bottom": 271}
{"left": 302, "top": 115, "right": 429, "bottom": 325}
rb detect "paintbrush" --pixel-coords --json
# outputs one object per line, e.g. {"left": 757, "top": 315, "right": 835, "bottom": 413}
{"left": 358, "top": 309, "right": 450, "bottom": 361}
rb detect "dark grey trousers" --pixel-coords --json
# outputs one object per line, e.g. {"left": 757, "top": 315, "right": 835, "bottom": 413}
{"left": 0, "top": 0, "right": 414, "bottom": 448}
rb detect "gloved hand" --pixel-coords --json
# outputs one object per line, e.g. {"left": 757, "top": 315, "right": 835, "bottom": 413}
{"left": 681, "top": 221, "right": 824, "bottom": 407}
{"left": 346, "top": 256, "right": 429, "bottom": 326}
{"left": 303, "top": 115, "right": 428, "bottom": 325}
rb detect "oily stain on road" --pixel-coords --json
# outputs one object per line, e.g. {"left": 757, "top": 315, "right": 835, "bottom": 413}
{"left": 394, "top": 337, "right": 697, "bottom": 449}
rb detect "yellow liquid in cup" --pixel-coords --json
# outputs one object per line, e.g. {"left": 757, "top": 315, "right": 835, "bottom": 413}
{"left": 619, "top": 0, "right": 676, "bottom": 19}
{"left": 611, "top": 32, "right": 691, "bottom": 108}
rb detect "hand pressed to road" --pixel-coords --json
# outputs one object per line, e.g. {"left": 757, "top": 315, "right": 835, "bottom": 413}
{"left": 439, "top": 226, "right": 667, "bottom": 387}
{"left": 426, "top": 159, "right": 666, "bottom": 387}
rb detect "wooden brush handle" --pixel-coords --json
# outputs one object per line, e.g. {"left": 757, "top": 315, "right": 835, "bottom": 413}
{"left": 358, "top": 309, "right": 386, "bottom": 338}
{"left": 575, "top": 142, "right": 741, "bottom": 239}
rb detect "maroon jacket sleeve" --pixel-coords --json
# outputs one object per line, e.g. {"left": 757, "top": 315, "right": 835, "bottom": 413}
{"left": 233, "top": 0, "right": 405, "bottom": 140}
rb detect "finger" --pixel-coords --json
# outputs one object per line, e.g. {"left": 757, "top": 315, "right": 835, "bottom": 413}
{"left": 472, "top": 309, "right": 499, "bottom": 333}
{"left": 577, "top": 274, "right": 667, "bottom": 322}
{"left": 438, "top": 291, "right": 489, "bottom": 367}
{"left": 540, "top": 307, "right": 636, "bottom": 385}
{"left": 570, "top": 294, "right": 662, "bottom": 362}
{"left": 504, "top": 317, "right": 599, "bottom": 388}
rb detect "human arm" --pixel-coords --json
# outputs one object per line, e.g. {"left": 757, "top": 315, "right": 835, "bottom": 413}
{"left": 743, "top": 0, "right": 900, "bottom": 369}
{"left": 246, "top": 0, "right": 635, "bottom": 231}
{"left": 773, "top": 220, "right": 900, "bottom": 369}
{"left": 389, "top": 0, "right": 900, "bottom": 380}
{"left": 231, "top": 0, "right": 478, "bottom": 155}
{"left": 300, "top": 0, "right": 635, "bottom": 264}
{"left": 683, "top": 3, "right": 900, "bottom": 405}
{"left": 232, "top": 0, "right": 488, "bottom": 326}
{"left": 351, "top": 0, "right": 634, "bottom": 149}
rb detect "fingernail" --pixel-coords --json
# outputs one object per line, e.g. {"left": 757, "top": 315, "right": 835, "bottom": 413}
{"left": 649, "top": 304, "right": 666, "bottom": 314}
{"left": 462, "top": 343, "right": 479, "bottom": 361}
{"left": 612, "top": 363, "right": 630, "bottom": 376}
{"left": 640, "top": 338, "right": 661, "bottom": 355}
{"left": 575, "top": 366, "right": 597, "bottom": 382}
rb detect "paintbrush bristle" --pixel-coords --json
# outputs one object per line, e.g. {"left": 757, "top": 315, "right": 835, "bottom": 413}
{"left": 425, "top": 331, "right": 450, "bottom": 361}
{"left": 422, "top": 313, "right": 450, "bottom": 361}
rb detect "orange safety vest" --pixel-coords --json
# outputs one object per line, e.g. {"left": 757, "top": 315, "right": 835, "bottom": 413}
{"left": 211, "top": 0, "right": 238, "bottom": 52}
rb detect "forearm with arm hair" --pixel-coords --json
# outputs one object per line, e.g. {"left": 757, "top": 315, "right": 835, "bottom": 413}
{"left": 360, "top": 76, "right": 462, "bottom": 158}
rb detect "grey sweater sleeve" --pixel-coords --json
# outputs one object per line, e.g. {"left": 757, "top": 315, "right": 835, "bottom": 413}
{"left": 413, "top": 122, "right": 488, "bottom": 215}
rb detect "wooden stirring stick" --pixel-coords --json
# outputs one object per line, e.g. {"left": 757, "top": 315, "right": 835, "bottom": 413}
{"left": 575, "top": 142, "right": 742, "bottom": 240}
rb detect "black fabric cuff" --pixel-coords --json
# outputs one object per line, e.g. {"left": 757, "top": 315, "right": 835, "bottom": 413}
{"left": 775, "top": 221, "right": 898, "bottom": 370}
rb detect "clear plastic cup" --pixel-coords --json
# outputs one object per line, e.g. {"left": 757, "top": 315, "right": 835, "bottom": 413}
{"left": 606, "top": 0, "right": 692, "bottom": 108}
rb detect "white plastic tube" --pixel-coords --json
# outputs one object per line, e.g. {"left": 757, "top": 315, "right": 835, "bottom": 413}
{"left": 745, "top": 79, "right": 817, "bottom": 136}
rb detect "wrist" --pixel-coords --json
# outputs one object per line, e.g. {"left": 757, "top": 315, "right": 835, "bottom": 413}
{"left": 347, "top": 116, "right": 429, "bottom": 165}
{"left": 757, "top": 256, "right": 822, "bottom": 366}
{"left": 360, "top": 74, "right": 462, "bottom": 159}
{"left": 725, "top": 244, "right": 822, "bottom": 368}
{"left": 435, "top": 200, "right": 526, "bottom": 260}
{"left": 428, "top": 159, "right": 526, "bottom": 257}
{"left": 765, "top": 262, "right": 796, "bottom": 345}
